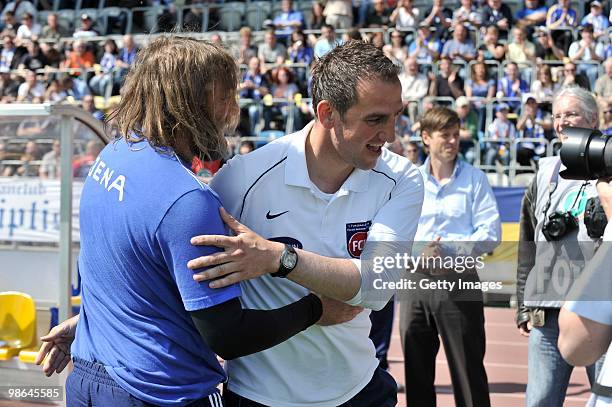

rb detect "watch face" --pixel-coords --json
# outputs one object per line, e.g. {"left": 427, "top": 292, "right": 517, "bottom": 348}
{"left": 282, "top": 251, "right": 298, "bottom": 269}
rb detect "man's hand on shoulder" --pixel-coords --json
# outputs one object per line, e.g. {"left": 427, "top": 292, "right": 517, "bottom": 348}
{"left": 189, "top": 207, "right": 284, "bottom": 288}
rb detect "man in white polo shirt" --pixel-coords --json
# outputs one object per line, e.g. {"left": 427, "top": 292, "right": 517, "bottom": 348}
{"left": 189, "top": 41, "right": 424, "bottom": 406}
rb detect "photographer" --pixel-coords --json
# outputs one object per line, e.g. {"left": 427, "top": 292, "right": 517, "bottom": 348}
{"left": 558, "top": 179, "right": 612, "bottom": 406}
{"left": 516, "top": 85, "right": 602, "bottom": 406}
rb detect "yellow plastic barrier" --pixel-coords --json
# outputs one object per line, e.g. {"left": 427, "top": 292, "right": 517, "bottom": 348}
{"left": 18, "top": 347, "right": 39, "bottom": 364}
{"left": 0, "top": 291, "right": 37, "bottom": 360}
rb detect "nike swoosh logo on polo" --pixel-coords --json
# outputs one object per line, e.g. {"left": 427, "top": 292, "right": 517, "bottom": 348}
{"left": 266, "top": 210, "right": 289, "bottom": 219}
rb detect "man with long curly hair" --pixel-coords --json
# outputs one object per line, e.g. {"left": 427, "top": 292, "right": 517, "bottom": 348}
{"left": 36, "top": 36, "right": 355, "bottom": 407}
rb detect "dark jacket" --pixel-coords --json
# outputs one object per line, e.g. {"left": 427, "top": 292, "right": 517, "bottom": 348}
{"left": 516, "top": 176, "right": 537, "bottom": 326}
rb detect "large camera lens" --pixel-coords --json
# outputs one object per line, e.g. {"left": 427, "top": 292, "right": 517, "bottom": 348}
{"left": 559, "top": 127, "right": 612, "bottom": 180}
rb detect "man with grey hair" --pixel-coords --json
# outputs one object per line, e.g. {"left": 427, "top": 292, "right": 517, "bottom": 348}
{"left": 516, "top": 85, "right": 603, "bottom": 406}
{"left": 398, "top": 56, "right": 429, "bottom": 123}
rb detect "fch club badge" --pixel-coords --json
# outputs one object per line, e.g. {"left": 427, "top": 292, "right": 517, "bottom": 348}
{"left": 346, "top": 221, "right": 372, "bottom": 259}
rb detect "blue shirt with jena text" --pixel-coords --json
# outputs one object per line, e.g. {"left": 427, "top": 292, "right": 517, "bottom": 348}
{"left": 72, "top": 137, "right": 241, "bottom": 406}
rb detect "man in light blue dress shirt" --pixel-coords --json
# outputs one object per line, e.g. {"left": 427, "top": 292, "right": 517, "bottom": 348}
{"left": 399, "top": 106, "right": 501, "bottom": 407}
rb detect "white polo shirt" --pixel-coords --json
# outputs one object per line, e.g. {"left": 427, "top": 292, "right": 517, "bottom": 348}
{"left": 210, "top": 122, "right": 423, "bottom": 406}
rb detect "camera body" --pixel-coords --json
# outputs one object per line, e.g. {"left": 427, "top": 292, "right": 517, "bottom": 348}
{"left": 584, "top": 197, "right": 608, "bottom": 238}
{"left": 542, "top": 210, "right": 579, "bottom": 241}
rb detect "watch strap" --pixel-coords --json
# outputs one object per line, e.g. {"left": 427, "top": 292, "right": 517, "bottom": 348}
{"left": 271, "top": 244, "right": 297, "bottom": 278}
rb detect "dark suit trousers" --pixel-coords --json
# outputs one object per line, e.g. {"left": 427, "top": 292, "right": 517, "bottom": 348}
{"left": 399, "top": 286, "right": 490, "bottom": 407}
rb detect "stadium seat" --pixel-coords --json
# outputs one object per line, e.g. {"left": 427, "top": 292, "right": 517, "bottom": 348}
{"left": 512, "top": 173, "right": 535, "bottom": 187}
{"left": 99, "top": 7, "right": 131, "bottom": 35}
{"left": 54, "top": 0, "right": 76, "bottom": 11}
{"left": 18, "top": 348, "right": 39, "bottom": 364}
{"left": 93, "top": 95, "right": 121, "bottom": 111}
{"left": 126, "top": 6, "right": 156, "bottom": 34}
{"left": 180, "top": 5, "right": 209, "bottom": 32}
{"left": 245, "top": 2, "right": 271, "bottom": 31}
{"left": 486, "top": 172, "right": 510, "bottom": 187}
{"left": 0, "top": 292, "right": 36, "bottom": 360}
{"left": 501, "top": 222, "right": 520, "bottom": 241}
{"left": 218, "top": 2, "right": 245, "bottom": 32}
{"left": 36, "top": 10, "right": 53, "bottom": 28}
{"left": 297, "top": 2, "right": 313, "bottom": 29}
{"left": 259, "top": 130, "right": 285, "bottom": 143}
{"left": 56, "top": 9, "right": 76, "bottom": 32}
{"left": 503, "top": 0, "right": 523, "bottom": 18}
{"left": 49, "top": 296, "right": 82, "bottom": 329}
{"left": 271, "top": 1, "right": 284, "bottom": 16}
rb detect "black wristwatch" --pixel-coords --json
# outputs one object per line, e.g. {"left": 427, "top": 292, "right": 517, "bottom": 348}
{"left": 271, "top": 244, "right": 298, "bottom": 278}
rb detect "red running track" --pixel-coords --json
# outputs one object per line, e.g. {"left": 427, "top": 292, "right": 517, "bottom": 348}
{"left": 0, "top": 307, "right": 592, "bottom": 407}
{"left": 388, "top": 306, "right": 592, "bottom": 407}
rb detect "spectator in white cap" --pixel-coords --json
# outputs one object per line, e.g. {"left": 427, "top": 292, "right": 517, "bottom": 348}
{"left": 581, "top": 0, "right": 609, "bottom": 41}
{"left": 485, "top": 102, "right": 516, "bottom": 167}
{"left": 73, "top": 14, "right": 99, "bottom": 38}
{"left": 455, "top": 95, "right": 479, "bottom": 164}
{"left": 516, "top": 93, "right": 552, "bottom": 166}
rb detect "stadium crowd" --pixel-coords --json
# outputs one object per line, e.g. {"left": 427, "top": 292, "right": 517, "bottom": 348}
{"left": 0, "top": 0, "right": 612, "bottom": 177}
